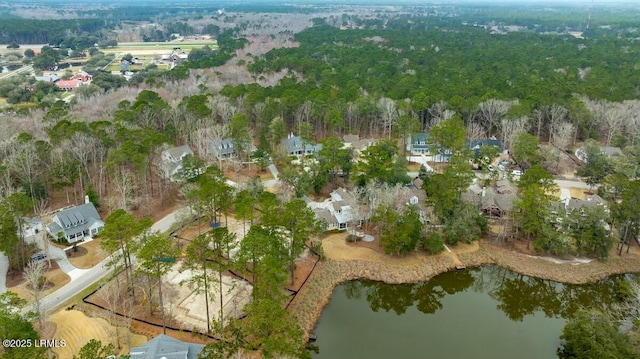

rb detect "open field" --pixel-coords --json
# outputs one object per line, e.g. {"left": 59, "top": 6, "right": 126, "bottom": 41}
{"left": 49, "top": 309, "right": 147, "bottom": 358}
{"left": 100, "top": 40, "right": 217, "bottom": 56}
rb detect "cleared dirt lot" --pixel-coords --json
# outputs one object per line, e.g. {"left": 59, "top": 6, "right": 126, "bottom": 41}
{"left": 49, "top": 309, "right": 147, "bottom": 358}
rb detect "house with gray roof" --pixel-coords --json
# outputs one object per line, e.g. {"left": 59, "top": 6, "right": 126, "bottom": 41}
{"left": 464, "top": 179, "right": 517, "bottom": 217}
{"left": 34, "top": 74, "right": 60, "bottom": 83}
{"left": 161, "top": 145, "right": 194, "bottom": 182}
{"left": 575, "top": 146, "right": 623, "bottom": 163}
{"left": 47, "top": 198, "right": 103, "bottom": 243}
{"left": 564, "top": 194, "right": 607, "bottom": 213}
{"left": 407, "top": 133, "right": 430, "bottom": 155}
{"left": 129, "top": 334, "right": 204, "bottom": 359}
{"left": 208, "top": 138, "right": 237, "bottom": 160}
{"left": 282, "top": 133, "right": 322, "bottom": 157}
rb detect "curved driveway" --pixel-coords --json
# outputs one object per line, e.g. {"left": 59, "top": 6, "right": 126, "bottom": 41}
{"left": 14, "top": 207, "right": 189, "bottom": 314}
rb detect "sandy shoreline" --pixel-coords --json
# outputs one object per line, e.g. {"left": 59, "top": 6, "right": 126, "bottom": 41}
{"left": 289, "top": 235, "right": 640, "bottom": 337}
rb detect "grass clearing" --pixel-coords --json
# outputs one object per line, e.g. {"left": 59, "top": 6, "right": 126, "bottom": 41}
{"left": 66, "top": 239, "right": 109, "bottom": 269}
{"left": 407, "top": 162, "right": 421, "bottom": 172}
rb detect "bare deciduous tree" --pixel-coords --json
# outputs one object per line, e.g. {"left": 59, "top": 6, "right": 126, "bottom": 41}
{"left": 466, "top": 122, "right": 486, "bottom": 141}
{"left": 477, "top": 99, "right": 516, "bottom": 136}
{"left": 428, "top": 101, "right": 455, "bottom": 129}
{"left": 377, "top": 97, "right": 398, "bottom": 139}
{"left": 551, "top": 122, "right": 575, "bottom": 151}
{"left": 24, "top": 259, "right": 47, "bottom": 330}
{"left": 585, "top": 99, "right": 627, "bottom": 146}
{"left": 500, "top": 116, "right": 529, "bottom": 153}
{"left": 546, "top": 104, "right": 568, "bottom": 146}
{"left": 97, "top": 279, "right": 123, "bottom": 349}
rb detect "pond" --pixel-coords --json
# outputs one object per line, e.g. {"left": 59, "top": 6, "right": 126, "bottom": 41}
{"left": 310, "top": 266, "right": 627, "bottom": 359}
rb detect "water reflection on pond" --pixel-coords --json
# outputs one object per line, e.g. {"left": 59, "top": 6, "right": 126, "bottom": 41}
{"left": 310, "top": 266, "right": 626, "bottom": 359}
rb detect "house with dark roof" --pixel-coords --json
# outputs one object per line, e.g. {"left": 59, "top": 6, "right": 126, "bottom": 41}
{"left": 467, "top": 138, "right": 506, "bottom": 158}
{"left": 161, "top": 145, "right": 195, "bottom": 182}
{"left": 208, "top": 138, "right": 237, "bottom": 160}
{"left": 407, "top": 133, "right": 430, "bottom": 155}
{"left": 282, "top": 133, "right": 322, "bottom": 157}
{"left": 47, "top": 198, "right": 104, "bottom": 243}
{"left": 129, "top": 334, "right": 204, "bottom": 359}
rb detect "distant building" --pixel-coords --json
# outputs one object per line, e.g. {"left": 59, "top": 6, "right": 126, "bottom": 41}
{"left": 55, "top": 79, "right": 82, "bottom": 91}
{"left": 129, "top": 334, "right": 204, "bottom": 359}
{"left": 119, "top": 60, "right": 130, "bottom": 72}
{"left": 34, "top": 74, "right": 60, "bottom": 83}
{"left": 47, "top": 197, "right": 104, "bottom": 243}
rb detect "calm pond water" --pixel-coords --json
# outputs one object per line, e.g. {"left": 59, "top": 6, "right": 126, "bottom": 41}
{"left": 310, "top": 266, "right": 626, "bottom": 359}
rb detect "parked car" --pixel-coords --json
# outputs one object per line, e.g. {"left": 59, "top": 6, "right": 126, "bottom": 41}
{"left": 498, "top": 164, "right": 506, "bottom": 171}
{"left": 511, "top": 170, "right": 523, "bottom": 176}
{"left": 30, "top": 252, "right": 47, "bottom": 262}
{"left": 488, "top": 165, "right": 495, "bottom": 172}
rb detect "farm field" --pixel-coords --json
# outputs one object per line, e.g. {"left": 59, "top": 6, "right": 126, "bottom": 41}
{"left": 100, "top": 40, "right": 218, "bottom": 56}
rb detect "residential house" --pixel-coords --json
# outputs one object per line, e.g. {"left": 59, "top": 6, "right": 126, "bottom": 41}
{"left": 310, "top": 188, "right": 362, "bottom": 231}
{"left": 55, "top": 71, "right": 93, "bottom": 91}
{"left": 564, "top": 194, "right": 607, "bottom": 214}
{"left": 129, "top": 334, "right": 204, "bottom": 359}
{"left": 282, "top": 133, "right": 322, "bottom": 157}
{"left": 208, "top": 138, "right": 238, "bottom": 160}
{"left": 467, "top": 138, "right": 506, "bottom": 159}
{"left": 464, "top": 179, "right": 517, "bottom": 217}
{"left": 170, "top": 52, "right": 189, "bottom": 62}
{"left": 342, "top": 134, "right": 376, "bottom": 158}
{"left": 71, "top": 71, "right": 92, "bottom": 82}
{"left": 407, "top": 133, "right": 430, "bottom": 155}
{"left": 161, "top": 145, "right": 195, "bottom": 181}
{"left": 55, "top": 79, "right": 82, "bottom": 91}
{"left": 396, "top": 182, "right": 429, "bottom": 223}
{"left": 575, "top": 146, "right": 623, "bottom": 163}
{"left": 47, "top": 197, "right": 104, "bottom": 243}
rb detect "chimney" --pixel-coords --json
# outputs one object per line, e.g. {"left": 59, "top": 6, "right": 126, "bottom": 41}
{"left": 85, "top": 195, "right": 90, "bottom": 204}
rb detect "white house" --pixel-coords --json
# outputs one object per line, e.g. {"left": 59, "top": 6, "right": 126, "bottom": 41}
{"left": 161, "top": 145, "right": 194, "bottom": 181}
{"left": 47, "top": 197, "right": 104, "bottom": 243}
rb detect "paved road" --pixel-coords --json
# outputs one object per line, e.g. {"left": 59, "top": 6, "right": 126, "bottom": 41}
{"left": 22, "top": 206, "right": 188, "bottom": 314}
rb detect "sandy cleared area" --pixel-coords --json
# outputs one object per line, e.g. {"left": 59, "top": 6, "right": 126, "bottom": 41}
{"left": 49, "top": 309, "right": 147, "bottom": 359}
{"left": 165, "top": 261, "right": 252, "bottom": 333}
